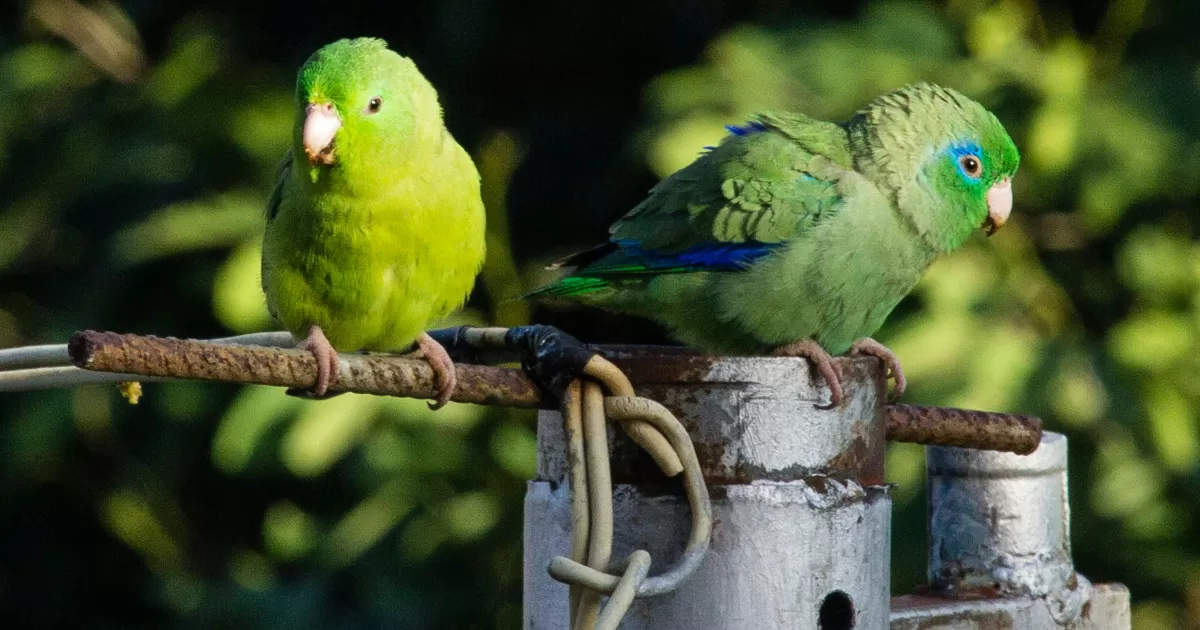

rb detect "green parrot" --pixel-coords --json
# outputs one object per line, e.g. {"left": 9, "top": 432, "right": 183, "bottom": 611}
{"left": 529, "top": 83, "right": 1018, "bottom": 406}
{"left": 262, "top": 38, "right": 485, "bottom": 407}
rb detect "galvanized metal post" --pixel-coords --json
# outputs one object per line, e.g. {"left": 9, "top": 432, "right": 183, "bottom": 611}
{"left": 890, "top": 432, "right": 1131, "bottom": 629}
{"left": 524, "top": 348, "right": 891, "bottom": 629}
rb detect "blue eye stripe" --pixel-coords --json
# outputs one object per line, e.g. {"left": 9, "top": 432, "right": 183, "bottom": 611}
{"left": 947, "top": 141, "right": 984, "bottom": 180}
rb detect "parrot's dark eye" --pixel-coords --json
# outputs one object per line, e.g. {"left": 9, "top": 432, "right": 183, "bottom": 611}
{"left": 366, "top": 97, "right": 383, "bottom": 114}
{"left": 958, "top": 155, "right": 982, "bottom": 178}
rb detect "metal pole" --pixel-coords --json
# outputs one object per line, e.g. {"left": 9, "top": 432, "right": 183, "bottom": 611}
{"left": 890, "top": 433, "right": 1131, "bottom": 629}
{"left": 525, "top": 348, "right": 892, "bottom": 629}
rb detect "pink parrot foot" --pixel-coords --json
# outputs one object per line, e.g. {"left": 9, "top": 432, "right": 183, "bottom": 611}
{"left": 288, "top": 325, "right": 340, "bottom": 398}
{"left": 405, "top": 332, "right": 457, "bottom": 410}
{"left": 849, "top": 337, "right": 906, "bottom": 402}
{"left": 771, "top": 338, "right": 844, "bottom": 409}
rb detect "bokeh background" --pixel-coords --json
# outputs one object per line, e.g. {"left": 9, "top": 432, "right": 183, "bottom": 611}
{"left": 0, "top": 0, "right": 1196, "bottom": 627}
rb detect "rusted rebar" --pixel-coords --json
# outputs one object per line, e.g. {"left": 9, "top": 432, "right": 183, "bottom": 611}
{"left": 886, "top": 404, "right": 1043, "bottom": 455}
{"left": 67, "top": 330, "right": 543, "bottom": 407}
{"left": 64, "top": 330, "right": 1042, "bottom": 453}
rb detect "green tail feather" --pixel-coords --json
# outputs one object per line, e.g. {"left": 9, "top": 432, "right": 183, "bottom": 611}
{"left": 524, "top": 276, "right": 611, "bottom": 298}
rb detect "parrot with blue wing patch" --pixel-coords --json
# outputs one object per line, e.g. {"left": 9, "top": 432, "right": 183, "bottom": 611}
{"left": 528, "top": 83, "right": 1019, "bottom": 406}
{"left": 262, "top": 38, "right": 486, "bottom": 407}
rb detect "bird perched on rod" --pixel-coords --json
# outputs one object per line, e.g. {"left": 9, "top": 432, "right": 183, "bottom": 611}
{"left": 262, "top": 38, "right": 485, "bottom": 407}
{"left": 528, "top": 83, "right": 1019, "bottom": 406}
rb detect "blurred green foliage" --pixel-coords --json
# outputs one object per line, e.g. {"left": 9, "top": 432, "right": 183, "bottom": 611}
{"left": 2, "top": 0, "right": 1200, "bottom": 627}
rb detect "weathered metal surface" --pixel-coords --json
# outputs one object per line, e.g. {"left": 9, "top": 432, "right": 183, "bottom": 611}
{"left": 558, "top": 349, "right": 889, "bottom": 485}
{"left": 890, "top": 584, "right": 1131, "bottom": 629}
{"left": 526, "top": 479, "right": 892, "bottom": 629}
{"left": 926, "top": 432, "right": 1101, "bottom": 626}
{"left": 527, "top": 352, "right": 893, "bottom": 629}
{"left": 602, "top": 344, "right": 1043, "bottom": 457}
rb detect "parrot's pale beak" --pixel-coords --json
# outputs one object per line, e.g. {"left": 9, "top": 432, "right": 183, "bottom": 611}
{"left": 983, "top": 177, "right": 1012, "bottom": 236}
{"left": 303, "top": 103, "right": 341, "bottom": 166}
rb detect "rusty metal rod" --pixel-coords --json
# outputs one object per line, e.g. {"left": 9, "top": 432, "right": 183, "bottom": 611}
{"left": 67, "top": 330, "right": 543, "bottom": 408}
{"left": 886, "top": 404, "right": 1043, "bottom": 455}
{"left": 65, "top": 330, "right": 1041, "bottom": 453}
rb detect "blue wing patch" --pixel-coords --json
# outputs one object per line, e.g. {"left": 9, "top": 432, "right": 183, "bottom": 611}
{"left": 611, "top": 239, "right": 779, "bottom": 272}
{"left": 725, "top": 121, "right": 768, "bottom": 137}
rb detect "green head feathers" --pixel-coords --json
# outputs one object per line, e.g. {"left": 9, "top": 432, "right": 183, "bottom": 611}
{"left": 848, "top": 83, "right": 1020, "bottom": 252}
{"left": 294, "top": 38, "right": 441, "bottom": 186}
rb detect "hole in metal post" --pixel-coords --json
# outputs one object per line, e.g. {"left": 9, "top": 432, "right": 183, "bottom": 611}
{"left": 819, "top": 590, "right": 855, "bottom": 629}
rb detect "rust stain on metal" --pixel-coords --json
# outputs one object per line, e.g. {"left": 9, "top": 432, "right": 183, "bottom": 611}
{"left": 833, "top": 360, "right": 888, "bottom": 484}
{"left": 827, "top": 435, "right": 884, "bottom": 486}
{"left": 891, "top": 595, "right": 1015, "bottom": 630}
{"left": 604, "top": 355, "right": 721, "bottom": 386}
{"left": 804, "top": 475, "right": 828, "bottom": 493}
{"left": 609, "top": 432, "right": 888, "bottom": 488}
{"left": 605, "top": 346, "right": 884, "bottom": 485}
{"left": 689, "top": 440, "right": 730, "bottom": 482}
{"left": 923, "top": 581, "right": 1005, "bottom": 600}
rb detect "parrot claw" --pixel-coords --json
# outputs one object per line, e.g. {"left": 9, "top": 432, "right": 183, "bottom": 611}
{"left": 409, "top": 332, "right": 457, "bottom": 410}
{"left": 293, "top": 325, "right": 340, "bottom": 397}
{"left": 849, "top": 337, "right": 906, "bottom": 402}
{"left": 771, "top": 339, "right": 844, "bottom": 408}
